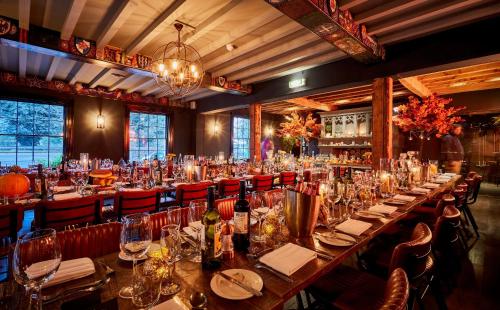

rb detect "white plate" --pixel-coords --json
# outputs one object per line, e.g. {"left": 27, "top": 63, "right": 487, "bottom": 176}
{"left": 316, "top": 232, "right": 356, "bottom": 247}
{"left": 118, "top": 244, "right": 159, "bottom": 261}
{"left": 210, "top": 269, "right": 263, "bottom": 300}
{"left": 356, "top": 211, "right": 384, "bottom": 220}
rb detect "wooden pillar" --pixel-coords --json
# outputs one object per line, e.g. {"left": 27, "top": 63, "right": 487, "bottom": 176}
{"left": 249, "top": 102, "right": 262, "bottom": 161}
{"left": 372, "top": 77, "right": 393, "bottom": 169}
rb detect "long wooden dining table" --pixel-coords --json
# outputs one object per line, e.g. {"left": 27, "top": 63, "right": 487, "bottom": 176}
{"left": 4, "top": 175, "right": 461, "bottom": 310}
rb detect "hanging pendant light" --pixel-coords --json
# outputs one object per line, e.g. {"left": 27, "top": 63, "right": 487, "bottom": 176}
{"left": 151, "top": 23, "right": 204, "bottom": 98}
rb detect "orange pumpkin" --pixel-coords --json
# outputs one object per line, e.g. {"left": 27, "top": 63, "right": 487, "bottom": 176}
{"left": 0, "top": 173, "right": 30, "bottom": 197}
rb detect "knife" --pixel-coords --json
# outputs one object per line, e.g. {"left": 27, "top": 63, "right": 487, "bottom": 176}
{"left": 215, "top": 272, "right": 263, "bottom": 297}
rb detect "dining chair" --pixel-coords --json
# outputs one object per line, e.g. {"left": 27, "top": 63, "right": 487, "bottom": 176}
{"left": 114, "top": 189, "right": 160, "bottom": 221}
{"left": 36, "top": 196, "right": 102, "bottom": 231}
{"left": 215, "top": 197, "right": 238, "bottom": 221}
{"left": 57, "top": 222, "right": 122, "bottom": 260}
{"left": 251, "top": 175, "right": 274, "bottom": 192}
{"left": 175, "top": 182, "right": 211, "bottom": 207}
{"left": 0, "top": 206, "right": 20, "bottom": 282}
{"left": 279, "top": 171, "right": 296, "bottom": 187}
{"left": 218, "top": 179, "right": 241, "bottom": 198}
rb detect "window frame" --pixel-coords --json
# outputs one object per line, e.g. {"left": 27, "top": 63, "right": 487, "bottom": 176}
{"left": 231, "top": 115, "right": 250, "bottom": 160}
{"left": 0, "top": 97, "right": 67, "bottom": 167}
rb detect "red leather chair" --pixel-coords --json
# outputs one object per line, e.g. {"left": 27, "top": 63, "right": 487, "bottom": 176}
{"left": 175, "top": 182, "right": 212, "bottom": 207}
{"left": 114, "top": 189, "right": 160, "bottom": 221}
{"left": 57, "top": 222, "right": 122, "bottom": 260}
{"left": 251, "top": 175, "right": 274, "bottom": 192}
{"left": 36, "top": 196, "right": 102, "bottom": 231}
{"left": 279, "top": 171, "right": 296, "bottom": 187}
{"left": 0, "top": 205, "right": 20, "bottom": 281}
{"left": 215, "top": 197, "right": 237, "bottom": 221}
{"left": 150, "top": 210, "right": 182, "bottom": 240}
{"left": 218, "top": 179, "right": 240, "bottom": 198}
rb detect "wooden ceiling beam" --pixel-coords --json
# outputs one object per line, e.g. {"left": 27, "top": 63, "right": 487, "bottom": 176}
{"left": 369, "top": 0, "right": 483, "bottom": 36}
{"left": 398, "top": 76, "right": 432, "bottom": 97}
{"left": 308, "top": 86, "right": 372, "bottom": 100}
{"left": 18, "top": 49, "right": 27, "bottom": 78}
{"left": 96, "top": 0, "right": 138, "bottom": 49}
{"left": 240, "top": 50, "right": 345, "bottom": 85}
{"left": 45, "top": 56, "right": 60, "bottom": 81}
{"left": 42, "top": 0, "right": 52, "bottom": 28}
{"left": 355, "top": 0, "right": 428, "bottom": 24}
{"left": 228, "top": 42, "right": 334, "bottom": 81}
{"left": 127, "top": 78, "right": 155, "bottom": 94}
{"left": 125, "top": 0, "right": 187, "bottom": 55}
{"left": 285, "top": 98, "right": 331, "bottom": 112}
{"left": 339, "top": 0, "right": 369, "bottom": 10}
{"left": 68, "top": 62, "right": 92, "bottom": 85}
{"left": 32, "top": 53, "right": 43, "bottom": 76}
{"left": 142, "top": 84, "right": 164, "bottom": 96}
{"left": 212, "top": 32, "right": 321, "bottom": 78}
{"left": 379, "top": 2, "right": 500, "bottom": 44}
{"left": 423, "top": 71, "right": 500, "bottom": 86}
{"left": 18, "top": 0, "right": 31, "bottom": 29}
{"left": 182, "top": 89, "right": 216, "bottom": 101}
{"left": 204, "top": 22, "right": 304, "bottom": 71}
{"left": 61, "top": 0, "right": 88, "bottom": 40}
{"left": 88, "top": 68, "right": 111, "bottom": 88}
{"left": 108, "top": 74, "right": 135, "bottom": 91}
{"left": 196, "top": 9, "right": 280, "bottom": 58}
{"left": 431, "top": 81, "right": 500, "bottom": 95}
{"left": 418, "top": 62, "right": 500, "bottom": 81}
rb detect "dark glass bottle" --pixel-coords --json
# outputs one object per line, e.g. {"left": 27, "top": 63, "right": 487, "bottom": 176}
{"left": 202, "top": 186, "right": 222, "bottom": 269}
{"left": 35, "top": 164, "right": 47, "bottom": 199}
{"left": 233, "top": 180, "right": 250, "bottom": 251}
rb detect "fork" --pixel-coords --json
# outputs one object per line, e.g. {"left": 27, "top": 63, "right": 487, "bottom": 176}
{"left": 253, "top": 263, "right": 294, "bottom": 283}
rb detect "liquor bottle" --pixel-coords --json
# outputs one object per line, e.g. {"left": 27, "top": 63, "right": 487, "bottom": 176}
{"left": 202, "top": 186, "right": 222, "bottom": 269}
{"left": 35, "top": 164, "right": 47, "bottom": 199}
{"left": 345, "top": 167, "right": 353, "bottom": 184}
{"left": 233, "top": 180, "right": 250, "bottom": 251}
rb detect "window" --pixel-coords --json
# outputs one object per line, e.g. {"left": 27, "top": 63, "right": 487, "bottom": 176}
{"left": 232, "top": 116, "right": 250, "bottom": 160}
{"left": 0, "top": 99, "right": 64, "bottom": 167}
{"left": 129, "top": 112, "right": 168, "bottom": 161}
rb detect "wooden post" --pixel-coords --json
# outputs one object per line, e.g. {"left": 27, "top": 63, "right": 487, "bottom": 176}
{"left": 372, "top": 77, "right": 393, "bottom": 169}
{"left": 249, "top": 102, "right": 262, "bottom": 161}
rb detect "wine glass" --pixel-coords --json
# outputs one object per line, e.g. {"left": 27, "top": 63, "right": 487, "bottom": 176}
{"left": 13, "top": 229, "right": 62, "bottom": 309}
{"left": 187, "top": 201, "right": 206, "bottom": 263}
{"left": 119, "top": 213, "right": 152, "bottom": 299}
{"left": 160, "top": 224, "right": 181, "bottom": 296}
{"left": 132, "top": 260, "right": 162, "bottom": 308}
{"left": 326, "top": 193, "right": 343, "bottom": 238}
{"left": 342, "top": 183, "right": 355, "bottom": 219}
{"left": 250, "top": 192, "right": 270, "bottom": 243}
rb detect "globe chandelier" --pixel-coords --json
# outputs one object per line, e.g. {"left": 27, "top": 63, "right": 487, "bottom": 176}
{"left": 151, "top": 22, "right": 204, "bottom": 98}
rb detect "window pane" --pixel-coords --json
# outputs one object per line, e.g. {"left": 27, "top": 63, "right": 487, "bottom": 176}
{"left": 50, "top": 105, "right": 64, "bottom": 120}
{"left": 0, "top": 100, "right": 17, "bottom": 117}
{"left": 34, "top": 104, "right": 50, "bottom": 119}
{"left": 50, "top": 121, "right": 64, "bottom": 136}
{"left": 0, "top": 118, "right": 16, "bottom": 134}
{"left": 129, "top": 112, "right": 168, "bottom": 160}
{"left": 17, "top": 136, "right": 33, "bottom": 151}
{"left": 18, "top": 118, "right": 34, "bottom": 135}
{"left": 34, "top": 136, "right": 49, "bottom": 151}
{"left": 17, "top": 153, "right": 33, "bottom": 167}
{"left": 35, "top": 118, "right": 49, "bottom": 135}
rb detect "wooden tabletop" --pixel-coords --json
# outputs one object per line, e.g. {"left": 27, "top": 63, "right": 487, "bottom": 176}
{"left": 7, "top": 175, "right": 461, "bottom": 310}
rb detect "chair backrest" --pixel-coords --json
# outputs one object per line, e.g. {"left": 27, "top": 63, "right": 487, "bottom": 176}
{"left": 389, "top": 223, "right": 433, "bottom": 281}
{"left": 215, "top": 197, "right": 238, "bottom": 221}
{"left": 252, "top": 175, "right": 274, "bottom": 192}
{"left": 470, "top": 175, "right": 482, "bottom": 203}
{"left": 57, "top": 222, "right": 122, "bottom": 260}
{"left": 150, "top": 210, "right": 178, "bottom": 240}
{"left": 280, "top": 171, "right": 296, "bottom": 187}
{"left": 432, "top": 206, "right": 461, "bottom": 251}
{"left": 114, "top": 189, "right": 159, "bottom": 221}
{"left": 0, "top": 206, "right": 19, "bottom": 241}
{"left": 219, "top": 179, "right": 240, "bottom": 198}
{"left": 37, "top": 196, "right": 102, "bottom": 231}
{"left": 176, "top": 182, "right": 211, "bottom": 207}
{"left": 379, "top": 268, "right": 410, "bottom": 310}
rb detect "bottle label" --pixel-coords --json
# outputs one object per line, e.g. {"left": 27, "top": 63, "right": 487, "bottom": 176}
{"left": 214, "top": 222, "right": 222, "bottom": 258}
{"left": 233, "top": 212, "right": 248, "bottom": 234}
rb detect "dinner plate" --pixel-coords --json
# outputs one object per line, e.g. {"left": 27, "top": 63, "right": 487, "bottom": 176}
{"left": 316, "top": 232, "right": 356, "bottom": 247}
{"left": 210, "top": 269, "right": 263, "bottom": 300}
{"left": 356, "top": 211, "right": 384, "bottom": 220}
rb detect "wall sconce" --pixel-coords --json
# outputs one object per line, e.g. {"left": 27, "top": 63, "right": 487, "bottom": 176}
{"left": 264, "top": 126, "right": 274, "bottom": 137}
{"left": 212, "top": 121, "right": 220, "bottom": 136}
{"left": 96, "top": 114, "right": 105, "bottom": 129}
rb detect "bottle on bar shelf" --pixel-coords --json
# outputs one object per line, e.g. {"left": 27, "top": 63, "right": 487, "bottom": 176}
{"left": 202, "top": 186, "right": 222, "bottom": 270}
{"left": 233, "top": 180, "right": 250, "bottom": 251}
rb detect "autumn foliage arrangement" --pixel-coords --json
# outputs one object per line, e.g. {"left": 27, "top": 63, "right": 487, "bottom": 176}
{"left": 278, "top": 112, "right": 322, "bottom": 141}
{"left": 393, "top": 94, "right": 465, "bottom": 138}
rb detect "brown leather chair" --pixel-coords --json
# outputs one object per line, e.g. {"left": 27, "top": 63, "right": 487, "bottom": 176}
{"left": 36, "top": 196, "right": 102, "bottom": 231}
{"left": 218, "top": 179, "right": 240, "bottom": 198}
{"left": 251, "top": 175, "right": 274, "bottom": 192}
{"left": 114, "top": 189, "right": 160, "bottom": 221}
{"left": 56, "top": 222, "right": 122, "bottom": 260}
{"left": 433, "top": 205, "right": 463, "bottom": 258}
{"left": 279, "top": 171, "right": 296, "bottom": 187}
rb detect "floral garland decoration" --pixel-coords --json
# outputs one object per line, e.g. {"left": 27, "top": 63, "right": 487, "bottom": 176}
{"left": 393, "top": 94, "right": 465, "bottom": 138}
{"left": 278, "top": 112, "right": 322, "bottom": 141}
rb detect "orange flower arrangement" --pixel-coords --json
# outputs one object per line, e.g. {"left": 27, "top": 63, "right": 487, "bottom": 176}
{"left": 278, "top": 112, "right": 322, "bottom": 141}
{"left": 393, "top": 94, "right": 465, "bottom": 137}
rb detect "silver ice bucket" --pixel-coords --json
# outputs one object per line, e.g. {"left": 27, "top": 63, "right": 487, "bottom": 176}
{"left": 194, "top": 165, "right": 207, "bottom": 181}
{"left": 284, "top": 189, "right": 320, "bottom": 237}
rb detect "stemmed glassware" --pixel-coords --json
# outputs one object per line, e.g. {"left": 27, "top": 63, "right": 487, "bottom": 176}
{"left": 160, "top": 224, "right": 181, "bottom": 296}
{"left": 13, "top": 228, "right": 62, "bottom": 310}
{"left": 119, "top": 213, "right": 152, "bottom": 299}
{"left": 326, "top": 190, "right": 343, "bottom": 238}
{"left": 250, "top": 191, "right": 270, "bottom": 243}
{"left": 341, "top": 183, "right": 355, "bottom": 219}
{"left": 187, "top": 201, "right": 206, "bottom": 263}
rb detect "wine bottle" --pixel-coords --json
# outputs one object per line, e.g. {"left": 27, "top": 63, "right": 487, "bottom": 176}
{"left": 202, "top": 186, "right": 222, "bottom": 269}
{"left": 36, "top": 164, "right": 47, "bottom": 199}
{"left": 233, "top": 180, "right": 250, "bottom": 251}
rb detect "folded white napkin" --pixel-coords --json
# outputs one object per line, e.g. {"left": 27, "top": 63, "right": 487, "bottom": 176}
{"left": 259, "top": 243, "right": 316, "bottom": 276}
{"left": 120, "top": 188, "right": 144, "bottom": 192}
{"left": 152, "top": 296, "right": 189, "bottom": 310}
{"left": 434, "top": 178, "right": 449, "bottom": 184}
{"left": 392, "top": 194, "right": 416, "bottom": 202}
{"left": 369, "top": 204, "right": 397, "bottom": 214}
{"left": 42, "top": 257, "right": 95, "bottom": 288}
{"left": 411, "top": 187, "right": 431, "bottom": 194}
{"left": 53, "top": 192, "right": 81, "bottom": 201}
{"left": 443, "top": 173, "right": 457, "bottom": 177}
{"left": 422, "top": 182, "right": 440, "bottom": 189}
{"left": 336, "top": 219, "right": 372, "bottom": 236}
{"left": 54, "top": 186, "right": 73, "bottom": 192}
{"left": 183, "top": 221, "right": 203, "bottom": 239}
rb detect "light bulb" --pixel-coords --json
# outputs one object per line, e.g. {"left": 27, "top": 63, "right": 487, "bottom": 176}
{"left": 194, "top": 71, "right": 199, "bottom": 79}
{"left": 158, "top": 63, "right": 165, "bottom": 72}
{"left": 179, "top": 72, "right": 184, "bottom": 80}
{"left": 190, "top": 64, "right": 196, "bottom": 73}
{"left": 172, "top": 60, "right": 178, "bottom": 70}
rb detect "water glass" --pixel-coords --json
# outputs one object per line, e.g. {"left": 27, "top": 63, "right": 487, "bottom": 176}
{"left": 13, "top": 229, "right": 62, "bottom": 310}
{"left": 187, "top": 201, "right": 206, "bottom": 263}
{"left": 132, "top": 260, "right": 162, "bottom": 308}
{"left": 160, "top": 224, "right": 181, "bottom": 296}
{"left": 250, "top": 192, "right": 270, "bottom": 243}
